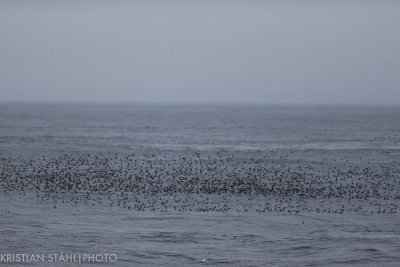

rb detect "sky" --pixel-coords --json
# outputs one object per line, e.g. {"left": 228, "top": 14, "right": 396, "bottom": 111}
{"left": 0, "top": 0, "right": 399, "bottom": 104}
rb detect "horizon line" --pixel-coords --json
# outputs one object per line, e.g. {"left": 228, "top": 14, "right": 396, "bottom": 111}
{"left": 0, "top": 100, "right": 399, "bottom": 107}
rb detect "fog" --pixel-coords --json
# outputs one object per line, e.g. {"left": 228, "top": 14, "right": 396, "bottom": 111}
{"left": 1, "top": 0, "right": 399, "bottom": 104}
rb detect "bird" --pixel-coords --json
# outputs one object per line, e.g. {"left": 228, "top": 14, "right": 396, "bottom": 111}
{"left": 201, "top": 253, "right": 211, "bottom": 262}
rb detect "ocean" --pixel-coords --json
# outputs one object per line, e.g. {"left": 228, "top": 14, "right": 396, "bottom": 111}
{"left": 0, "top": 103, "right": 399, "bottom": 266}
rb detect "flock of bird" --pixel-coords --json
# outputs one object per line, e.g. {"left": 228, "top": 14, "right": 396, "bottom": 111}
{"left": 0, "top": 151, "right": 399, "bottom": 214}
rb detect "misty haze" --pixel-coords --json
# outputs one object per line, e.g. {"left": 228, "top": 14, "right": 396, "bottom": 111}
{"left": 1, "top": 0, "right": 400, "bottom": 104}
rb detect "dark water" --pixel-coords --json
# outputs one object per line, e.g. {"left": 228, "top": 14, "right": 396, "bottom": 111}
{"left": 1, "top": 103, "right": 400, "bottom": 266}
{"left": 1, "top": 103, "right": 399, "bottom": 154}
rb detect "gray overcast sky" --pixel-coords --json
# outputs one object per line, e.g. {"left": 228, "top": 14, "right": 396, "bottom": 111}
{"left": 0, "top": 0, "right": 399, "bottom": 104}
